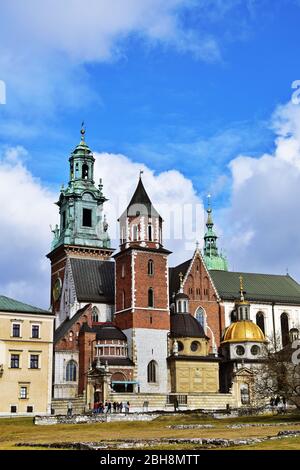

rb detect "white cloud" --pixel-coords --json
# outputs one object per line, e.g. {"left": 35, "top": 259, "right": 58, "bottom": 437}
{"left": 0, "top": 145, "right": 204, "bottom": 308}
{"left": 221, "top": 100, "right": 300, "bottom": 279}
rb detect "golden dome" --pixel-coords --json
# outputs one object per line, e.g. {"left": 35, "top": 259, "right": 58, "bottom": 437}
{"left": 222, "top": 320, "right": 265, "bottom": 343}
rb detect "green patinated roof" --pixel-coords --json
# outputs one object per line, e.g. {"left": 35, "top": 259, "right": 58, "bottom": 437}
{"left": 0, "top": 295, "right": 52, "bottom": 315}
{"left": 204, "top": 255, "right": 228, "bottom": 271}
{"left": 209, "top": 270, "right": 300, "bottom": 304}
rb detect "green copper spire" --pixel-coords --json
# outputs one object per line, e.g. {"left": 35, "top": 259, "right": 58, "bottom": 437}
{"left": 50, "top": 125, "right": 111, "bottom": 251}
{"left": 203, "top": 195, "right": 228, "bottom": 271}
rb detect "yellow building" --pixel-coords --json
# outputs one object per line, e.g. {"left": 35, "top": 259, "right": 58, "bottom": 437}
{"left": 0, "top": 295, "right": 54, "bottom": 416}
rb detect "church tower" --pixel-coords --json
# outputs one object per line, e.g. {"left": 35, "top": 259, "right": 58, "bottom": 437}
{"left": 114, "top": 175, "right": 171, "bottom": 393}
{"left": 47, "top": 126, "right": 113, "bottom": 322}
{"left": 203, "top": 196, "right": 228, "bottom": 271}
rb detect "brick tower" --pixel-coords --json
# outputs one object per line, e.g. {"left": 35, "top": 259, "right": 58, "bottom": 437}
{"left": 114, "top": 175, "right": 171, "bottom": 393}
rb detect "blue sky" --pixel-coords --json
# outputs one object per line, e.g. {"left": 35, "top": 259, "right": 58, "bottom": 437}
{"left": 1, "top": 0, "right": 300, "bottom": 307}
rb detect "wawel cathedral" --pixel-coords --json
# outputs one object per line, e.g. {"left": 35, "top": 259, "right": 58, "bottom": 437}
{"left": 48, "top": 128, "right": 300, "bottom": 413}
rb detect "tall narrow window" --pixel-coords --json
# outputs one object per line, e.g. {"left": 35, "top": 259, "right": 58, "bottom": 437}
{"left": 11, "top": 354, "right": 20, "bottom": 369}
{"left": 147, "top": 360, "right": 157, "bottom": 383}
{"left": 121, "top": 264, "right": 125, "bottom": 278}
{"left": 62, "top": 210, "right": 66, "bottom": 230}
{"left": 82, "top": 163, "right": 89, "bottom": 179}
{"left": 195, "top": 307, "right": 205, "bottom": 328}
{"left": 122, "top": 290, "right": 126, "bottom": 310}
{"left": 30, "top": 355, "right": 39, "bottom": 369}
{"left": 148, "top": 224, "right": 152, "bottom": 241}
{"left": 148, "top": 259, "right": 154, "bottom": 276}
{"left": 132, "top": 225, "right": 138, "bottom": 241}
{"left": 31, "top": 325, "right": 40, "bottom": 338}
{"left": 20, "top": 386, "right": 28, "bottom": 399}
{"left": 281, "top": 312, "right": 289, "bottom": 347}
{"left": 148, "top": 288, "right": 154, "bottom": 308}
{"left": 82, "top": 208, "right": 92, "bottom": 227}
{"left": 12, "top": 324, "right": 21, "bottom": 338}
{"left": 66, "top": 360, "right": 77, "bottom": 382}
{"left": 92, "top": 306, "right": 99, "bottom": 322}
{"left": 256, "top": 312, "right": 265, "bottom": 335}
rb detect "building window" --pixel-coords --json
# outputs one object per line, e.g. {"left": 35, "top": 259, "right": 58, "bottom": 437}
{"left": 82, "top": 208, "right": 92, "bottom": 227}
{"left": 69, "top": 331, "right": 74, "bottom": 342}
{"left": 132, "top": 225, "right": 138, "bottom": 241}
{"left": 92, "top": 306, "right": 99, "bottom": 322}
{"left": 121, "top": 264, "right": 125, "bottom": 278}
{"left": 20, "top": 386, "right": 28, "bottom": 399}
{"left": 191, "top": 341, "right": 200, "bottom": 352}
{"left": 178, "top": 341, "right": 184, "bottom": 352}
{"left": 159, "top": 227, "right": 162, "bottom": 244}
{"left": 147, "top": 360, "right": 157, "bottom": 383}
{"left": 12, "top": 324, "right": 21, "bottom": 338}
{"left": 27, "top": 406, "right": 33, "bottom": 413}
{"left": 148, "top": 288, "right": 154, "bottom": 308}
{"left": 10, "top": 354, "right": 20, "bottom": 368}
{"left": 66, "top": 360, "right": 77, "bottom": 382}
{"left": 281, "top": 312, "right": 289, "bottom": 347}
{"left": 256, "top": 312, "right": 265, "bottom": 334}
{"left": 251, "top": 345, "right": 261, "bottom": 356}
{"left": 31, "top": 325, "right": 40, "bottom": 339}
{"left": 122, "top": 290, "right": 125, "bottom": 310}
{"left": 148, "top": 224, "right": 152, "bottom": 241}
{"left": 82, "top": 163, "right": 89, "bottom": 179}
{"left": 10, "top": 406, "right": 17, "bottom": 413}
{"left": 235, "top": 345, "right": 245, "bottom": 356}
{"left": 30, "top": 354, "right": 39, "bottom": 369}
{"left": 148, "top": 259, "right": 154, "bottom": 276}
{"left": 195, "top": 307, "right": 205, "bottom": 328}
{"left": 230, "top": 310, "right": 237, "bottom": 323}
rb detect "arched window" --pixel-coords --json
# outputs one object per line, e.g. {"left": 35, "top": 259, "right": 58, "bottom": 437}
{"left": 148, "top": 259, "right": 154, "bottom": 276}
{"left": 66, "top": 360, "right": 77, "bottom": 382}
{"left": 148, "top": 288, "right": 154, "bottom": 307}
{"left": 121, "top": 264, "right": 125, "bottom": 278}
{"left": 230, "top": 310, "right": 237, "bottom": 323}
{"left": 147, "top": 360, "right": 157, "bottom": 383}
{"left": 132, "top": 225, "right": 138, "bottom": 241}
{"left": 281, "top": 312, "right": 289, "bottom": 347}
{"left": 122, "top": 290, "right": 125, "bottom": 310}
{"left": 256, "top": 312, "right": 265, "bottom": 334}
{"left": 195, "top": 307, "right": 205, "bottom": 328}
{"left": 82, "top": 163, "right": 89, "bottom": 179}
{"left": 92, "top": 306, "right": 99, "bottom": 322}
{"left": 148, "top": 224, "right": 152, "bottom": 241}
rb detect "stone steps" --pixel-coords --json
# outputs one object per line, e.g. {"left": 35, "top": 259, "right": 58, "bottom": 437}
{"left": 51, "top": 397, "right": 86, "bottom": 415}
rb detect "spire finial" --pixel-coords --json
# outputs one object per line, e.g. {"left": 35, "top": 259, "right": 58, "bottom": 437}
{"left": 239, "top": 275, "right": 245, "bottom": 301}
{"left": 80, "top": 121, "right": 85, "bottom": 142}
{"left": 196, "top": 240, "right": 199, "bottom": 250}
{"left": 179, "top": 272, "right": 184, "bottom": 292}
{"left": 139, "top": 169, "right": 144, "bottom": 180}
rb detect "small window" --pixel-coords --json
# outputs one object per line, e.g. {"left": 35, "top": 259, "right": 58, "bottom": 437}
{"left": 32, "top": 325, "right": 40, "bottom": 339}
{"left": 256, "top": 312, "right": 265, "bottom": 334}
{"left": 178, "top": 341, "right": 184, "bottom": 352}
{"left": 240, "top": 383, "right": 250, "bottom": 405}
{"left": 148, "top": 224, "right": 152, "bottom": 241}
{"left": 82, "top": 163, "right": 89, "bottom": 179}
{"left": 82, "top": 208, "right": 92, "bottom": 227}
{"left": 148, "top": 259, "right": 154, "bottom": 276}
{"left": 30, "top": 354, "right": 39, "bottom": 369}
{"left": 20, "top": 386, "right": 28, "bottom": 399}
{"left": 121, "top": 264, "right": 125, "bottom": 278}
{"left": 92, "top": 307, "right": 99, "bottom": 322}
{"left": 251, "top": 345, "right": 261, "bottom": 356}
{"left": 148, "top": 288, "right": 154, "bottom": 308}
{"left": 27, "top": 406, "right": 33, "bottom": 413}
{"left": 12, "top": 324, "right": 20, "bottom": 338}
{"left": 11, "top": 354, "right": 20, "bottom": 368}
{"left": 122, "top": 290, "right": 125, "bottom": 310}
{"left": 10, "top": 406, "right": 17, "bottom": 413}
{"left": 235, "top": 345, "right": 245, "bottom": 356}
{"left": 191, "top": 341, "right": 200, "bottom": 352}
{"left": 132, "top": 225, "right": 138, "bottom": 241}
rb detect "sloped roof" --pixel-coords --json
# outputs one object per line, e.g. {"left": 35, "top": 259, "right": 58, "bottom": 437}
{"left": 210, "top": 270, "right": 300, "bottom": 304}
{"left": 125, "top": 178, "right": 160, "bottom": 218}
{"left": 54, "top": 304, "right": 91, "bottom": 343}
{"left": 93, "top": 323, "right": 127, "bottom": 341}
{"left": 70, "top": 258, "right": 114, "bottom": 303}
{"left": 170, "top": 313, "right": 208, "bottom": 339}
{"left": 0, "top": 295, "right": 52, "bottom": 315}
{"left": 169, "top": 259, "right": 192, "bottom": 299}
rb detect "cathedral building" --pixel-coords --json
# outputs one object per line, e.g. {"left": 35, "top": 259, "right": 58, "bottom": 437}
{"left": 49, "top": 129, "right": 300, "bottom": 413}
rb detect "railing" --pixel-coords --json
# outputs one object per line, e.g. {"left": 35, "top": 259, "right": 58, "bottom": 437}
{"left": 167, "top": 394, "right": 187, "bottom": 405}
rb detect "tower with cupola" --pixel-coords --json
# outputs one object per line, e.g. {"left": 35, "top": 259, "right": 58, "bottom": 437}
{"left": 114, "top": 175, "right": 171, "bottom": 393}
{"left": 203, "top": 196, "right": 228, "bottom": 271}
{"left": 47, "top": 127, "right": 113, "bottom": 324}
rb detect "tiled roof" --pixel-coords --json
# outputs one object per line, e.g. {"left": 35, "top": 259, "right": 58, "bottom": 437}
{"left": 54, "top": 304, "right": 91, "bottom": 343}
{"left": 0, "top": 295, "right": 52, "bottom": 315}
{"left": 210, "top": 270, "right": 300, "bottom": 304}
{"left": 70, "top": 258, "right": 114, "bottom": 303}
{"left": 169, "top": 259, "right": 192, "bottom": 299}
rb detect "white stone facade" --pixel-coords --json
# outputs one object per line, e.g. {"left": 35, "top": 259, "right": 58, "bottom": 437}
{"left": 53, "top": 351, "right": 79, "bottom": 399}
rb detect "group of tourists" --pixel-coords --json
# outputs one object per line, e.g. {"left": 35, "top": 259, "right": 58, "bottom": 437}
{"left": 93, "top": 400, "right": 130, "bottom": 414}
{"left": 270, "top": 395, "right": 287, "bottom": 413}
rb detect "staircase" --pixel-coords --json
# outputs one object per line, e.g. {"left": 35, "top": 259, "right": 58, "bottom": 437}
{"left": 51, "top": 396, "right": 86, "bottom": 415}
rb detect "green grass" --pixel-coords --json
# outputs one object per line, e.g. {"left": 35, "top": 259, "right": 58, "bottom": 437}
{"left": 0, "top": 412, "right": 299, "bottom": 450}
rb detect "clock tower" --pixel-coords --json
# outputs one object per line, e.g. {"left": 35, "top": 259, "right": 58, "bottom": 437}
{"left": 47, "top": 127, "right": 114, "bottom": 324}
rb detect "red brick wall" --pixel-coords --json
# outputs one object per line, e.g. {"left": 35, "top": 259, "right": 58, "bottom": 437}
{"left": 115, "top": 252, "right": 132, "bottom": 311}
{"left": 78, "top": 330, "right": 96, "bottom": 395}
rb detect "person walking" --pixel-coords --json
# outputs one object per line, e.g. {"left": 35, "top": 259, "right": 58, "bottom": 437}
{"left": 174, "top": 397, "right": 179, "bottom": 412}
{"left": 125, "top": 401, "right": 130, "bottom": 414}
{"left": 282, "top": 396, "right": 287, "bottom": 413}
{"left": 67, "top": 401, "right": 73, "bottom": 417}
{"left": 119, "top": 401, "right": 123, "bottom": 413}
{"left": 107, "top": 401, "right": 112, "bottom": 413}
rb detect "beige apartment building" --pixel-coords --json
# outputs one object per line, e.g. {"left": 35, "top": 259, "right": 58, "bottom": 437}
{"left": 0, "top": 295, "right": 54, "bottom": 416}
